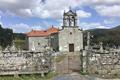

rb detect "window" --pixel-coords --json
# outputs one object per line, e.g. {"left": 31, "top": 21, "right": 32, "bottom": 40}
{"left": 70, "top": 32, "right": 72, "bottom": 35}
{"left": 38, "top": 43, "right": 40, "bottom": 45}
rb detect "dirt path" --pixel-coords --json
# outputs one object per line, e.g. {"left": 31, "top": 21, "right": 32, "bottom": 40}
{"left": 53, "top": 73, "right": 120, "bottom": 80}
{"left": 55, "top": 52, "right": 81, "bottom": 74}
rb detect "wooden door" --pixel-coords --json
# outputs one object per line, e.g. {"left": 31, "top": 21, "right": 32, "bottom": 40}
{"left": 69, "top": 44, "right": 74, "bottom": 52}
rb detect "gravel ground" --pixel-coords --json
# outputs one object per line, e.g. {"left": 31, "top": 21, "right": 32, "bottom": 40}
{"left": 53, "top": 73, "right": 120, "bottom": 80}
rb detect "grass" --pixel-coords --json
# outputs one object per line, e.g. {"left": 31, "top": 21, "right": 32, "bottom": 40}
{"left": 55, "top": 54, "right": 66, "bottom": 63}
{"left": 0, "top": 72, "right": 57, "bottom": 80}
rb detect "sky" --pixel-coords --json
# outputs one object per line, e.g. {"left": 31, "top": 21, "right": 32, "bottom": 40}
{"left": 0, "top": 0, "right": 120, "bottom": 33}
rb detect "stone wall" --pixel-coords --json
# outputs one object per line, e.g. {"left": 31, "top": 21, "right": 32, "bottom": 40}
{"left": 83, "top": 49, "right": 120, "bottom": 77}
{"left": 27, "top": 33, "right": 59, "bottom": 52}
{"left": 0, "top": 51, "right": 52, "bottom": 75}
{"left": 50, "top": 33, "right": 59, "bottom": 51}
{"left": 28, "top": 36, "right": 49, "bottom": 51}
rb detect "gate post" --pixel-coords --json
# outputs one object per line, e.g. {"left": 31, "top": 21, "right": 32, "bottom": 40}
{"left": 41, "top": 72, "right": 45, "bottom": 77}
{"left": 82, "top": 50, "right": 87, "bottom": 73}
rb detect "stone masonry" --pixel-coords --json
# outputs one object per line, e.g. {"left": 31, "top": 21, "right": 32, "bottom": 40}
{"left": 59, "top": 10, "right": 83, "bottom": 52}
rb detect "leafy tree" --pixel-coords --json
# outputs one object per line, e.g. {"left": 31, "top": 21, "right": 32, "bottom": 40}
{"left": 0, "top": 24, "right": 13, "bottom": 48}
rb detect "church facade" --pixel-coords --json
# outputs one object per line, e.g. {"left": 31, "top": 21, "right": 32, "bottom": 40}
{"left": 26, "top": 10, "right": 83, "bottom": 52}
{"left": 59, "top": 10, "right": 83, "bottom": 52}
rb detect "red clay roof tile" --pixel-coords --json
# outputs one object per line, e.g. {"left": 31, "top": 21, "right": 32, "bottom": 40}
{"left": 26, "top": 27, "right": 59, "bottom": 37}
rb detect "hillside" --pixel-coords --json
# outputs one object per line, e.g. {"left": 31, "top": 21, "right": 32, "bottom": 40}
{"left": 0, "top": 24, "right": 26, "bottom": 49}
{"left": 13, "top": 33, "right": 27, "bottom": 50}
{"left": 88, "top": 25, "right": 120, "bottom": 47}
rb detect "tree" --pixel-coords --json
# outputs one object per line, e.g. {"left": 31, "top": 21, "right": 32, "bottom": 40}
{"left": 0, "top": 24, "right": 13, "bottom": 48}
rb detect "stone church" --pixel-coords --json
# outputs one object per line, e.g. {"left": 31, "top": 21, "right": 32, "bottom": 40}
{"left": 59, "top": 10, "right": 83, "bottom": 52}
{"left": 26, "top": 9, "right": 83, "bottom": 52}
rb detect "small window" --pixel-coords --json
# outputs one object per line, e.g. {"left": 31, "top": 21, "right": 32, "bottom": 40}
{"left": 70, "top": 32, "right": 72, "bottom": 35}
{"left": 38, "top": 43, "right": 40, "bottom": 45}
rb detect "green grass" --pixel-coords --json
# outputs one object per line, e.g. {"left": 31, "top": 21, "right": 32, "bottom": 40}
{"left": 55, "top": 54, "right": 66, "bottom": 63}
{"left": 0, "top": 72, "right": 57, "bottom": 80}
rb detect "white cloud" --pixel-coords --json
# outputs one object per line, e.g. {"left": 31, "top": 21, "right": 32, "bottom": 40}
{"left": 77, "top": 10, "right": 91, "bottom": 18}
{"left": 0, "top": 10, "right": 2, "bottom": 20}
{"left": 31, "top": 25, "right": 44, "bottom": 30}
{"left": 104, "top": 19, "right": 117, "bottom": 24}
{"left": 0, "top": 0, "right": 120, "bottom": 32}
{"left": 0, "top": 22, "right": 2, "bottom": 25}
{"left": 0, "top": 0, "right": 37, "bottom": 17}
{"left": 95, "top": 5, "right": 120, "bottom": 17}
{"left": 31, "top": 0, "right": 91, "bottom": 19}
{"left": 83, "top": 0, "right": 120, "bottom": 5}
{"left": 97, "top": 25, "right": 108, "bottom": 29}
{"left": 9, "top": 23, "right": 47, "bottom": 33}
{"left": 0, "top": 15, "right": 2, "bottom": 25}
{"left": 0, "top": 0, "right": 120, "bottom": 18}
{"left": 81, "top": 0, "right": 120, "bottom": 17}
{"left": 10, "top": 23, "right": 31, "bottom": 33}
{"left": 80, "top": 22, "right": 109, "bottom": 30}
{"left": 0, "top": 0, "right": 91, "bottom": 19}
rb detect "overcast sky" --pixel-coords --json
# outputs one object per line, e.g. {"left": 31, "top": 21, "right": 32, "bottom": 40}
{"left": 0, "top": 0, "right": 120, "bottom": 33}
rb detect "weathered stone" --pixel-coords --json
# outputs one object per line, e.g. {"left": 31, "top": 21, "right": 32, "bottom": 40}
{"left": 0, "top": 50, "right": 52, "bottom": 75}
{"left": 41, "top": 72, "right": 45, "bottom": 77}
{"left": 83, "top": 48, "right": 120, "bottom": 77}
{"left": 59, "top": 10, "right": 83, "bottom": 52}
{"left": 14, "top": 74, "right": 19, "bottom": 78}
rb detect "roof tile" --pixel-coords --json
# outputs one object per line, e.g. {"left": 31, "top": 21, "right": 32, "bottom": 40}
{"left": 26, "top": 27, "right": 59, "bottom": 37}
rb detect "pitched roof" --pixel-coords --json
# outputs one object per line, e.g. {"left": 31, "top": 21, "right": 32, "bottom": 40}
{"left": 47, "top": 27, "right": 59, "bottom": 35}
{"left": 64, "top": 10, "right": 76, "bottom": 16}
{"left": 26, "top": 27, "right": 59, "bottom": 37}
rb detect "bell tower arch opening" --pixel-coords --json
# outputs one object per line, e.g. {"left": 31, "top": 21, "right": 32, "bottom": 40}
{"left": 62, "top": 9, "right": 78, "bottom": 28}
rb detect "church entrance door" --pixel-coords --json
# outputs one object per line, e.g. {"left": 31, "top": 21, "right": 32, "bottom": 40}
{"left": 69, "top": 44, "right": 74, "bottom": 52}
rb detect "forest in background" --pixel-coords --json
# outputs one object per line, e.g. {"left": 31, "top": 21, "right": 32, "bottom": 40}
{"left": 0, "top": 24, "right": 26, "bottom": 49}
{"left": 88, "top": 25, "right": 120, "bottom": 47}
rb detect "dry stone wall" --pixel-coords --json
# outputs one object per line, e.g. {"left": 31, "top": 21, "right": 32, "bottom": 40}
{"left": 83, "top": 49, "right": 120, "bottom": 77}
{"left": 0, "top": 51, "right": 52, "bottom": 75}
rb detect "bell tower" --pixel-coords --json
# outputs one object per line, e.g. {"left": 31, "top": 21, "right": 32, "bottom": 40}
{"left": 62, "top": 9, "right": 77, "bottom": 28}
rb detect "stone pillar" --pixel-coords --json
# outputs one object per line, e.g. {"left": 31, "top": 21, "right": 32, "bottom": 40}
{"left": 87, "top": 32, "right": 90, "bottom": 49}
{"left": 0, "top": 46, "right": 2, "bottom": 50}
{"left": 14, "top": 74, "right": 19, "bottom": 78}
{"left": 0, "top": 46, "right": 2, "bottom": 54}
{"left": 82, "top": 50, "right": 87, "bottom": 73}
{"left": 53, "top": 55, "right": 56, "bottom": 72}
{"left": 100, "top": 42, "right": 103, "bottom": 52}
{"left": 75, "top": 16, "right": 77, "bottom": 26}
{"left": 41, "top": 72, "right": 45, "bottom": 77}
{"left": 31, "top": 41, "right": 36, "bottom": 51}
